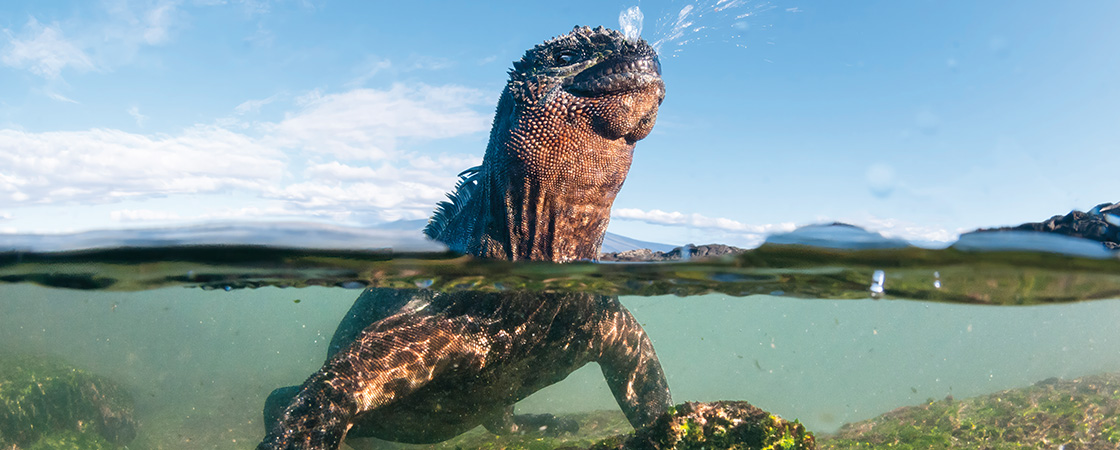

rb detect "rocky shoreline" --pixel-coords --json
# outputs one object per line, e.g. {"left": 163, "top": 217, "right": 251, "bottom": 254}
{"left": 602, "top": 201, "right": 1120, "bottom": 261}
{"left": 600, "top": 244, "right": 747, "bottom": 262}
{"left": 975, "top": 201, "right": 1120, "bottom": 250}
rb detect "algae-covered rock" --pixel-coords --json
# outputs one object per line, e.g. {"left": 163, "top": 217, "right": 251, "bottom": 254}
{"left": 819, "top": 372, "right": 1120, "bottom": 449}
{"left": 592, "top": 401, "right": 815, "bottom": 450}
{"left": 376, "top": 402, "right": 813, "bottom": 450}
{"left": 25, "top": 429, "right": 120, "bottom": 450}
{"left": 0, "top": 352, "right": 136, "bottom": 449}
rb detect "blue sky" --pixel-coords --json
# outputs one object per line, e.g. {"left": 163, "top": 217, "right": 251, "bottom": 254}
{"left": 1, "top": 0, "right": 1118, "bottom": 248}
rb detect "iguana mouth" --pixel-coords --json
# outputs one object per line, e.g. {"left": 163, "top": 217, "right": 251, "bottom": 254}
{"left": 566, "top": 56, "right": 662, "bottom": 96}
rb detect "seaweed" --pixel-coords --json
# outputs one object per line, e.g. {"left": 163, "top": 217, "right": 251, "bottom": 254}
{"left": 0, "top": 352, "right": 136, "bottom": 449}
{"left": 818, "top": 373, "right": 1120, "bottom": 449}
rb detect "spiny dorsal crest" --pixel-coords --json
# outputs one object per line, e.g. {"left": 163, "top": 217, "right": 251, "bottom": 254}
{"left": 423, "top": 166, "right": 482, "bottom": 240}
{"left": 510, "top": 26, "right": 641, "bottom": 77}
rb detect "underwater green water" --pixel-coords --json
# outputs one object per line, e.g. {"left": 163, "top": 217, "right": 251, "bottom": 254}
{"left": 2, "top": 245, "right": 1120, "bottom": 449}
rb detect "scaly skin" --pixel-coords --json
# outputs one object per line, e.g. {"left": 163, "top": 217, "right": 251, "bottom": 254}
{"left": 425, "top": 25, "right": 665, "bottom": 262}
{"left": 260, "top": 291, "right": 669, "bottom": 449}
{"left": 260, "top": 26, "right": 668, "bottom": 449}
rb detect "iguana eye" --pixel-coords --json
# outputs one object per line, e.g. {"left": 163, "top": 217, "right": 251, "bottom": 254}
{"left": 556, "top": 50, "right": 577, "bottom": 65}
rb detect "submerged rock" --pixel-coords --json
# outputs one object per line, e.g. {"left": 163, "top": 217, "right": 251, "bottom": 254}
{"left": 975, "top": 201, "right": 1120, "bottom": 251}
{"left": 394, "top": 401, "right": 814, "bottom": 450}
{"left": 591, "top": 401, "right": 815, "bottom": 450}
{"left": 0, "top": 352, "right": 136, "bottom": 449}
{"left": 819, "top": 372, "right": 1120, "bottom": 449}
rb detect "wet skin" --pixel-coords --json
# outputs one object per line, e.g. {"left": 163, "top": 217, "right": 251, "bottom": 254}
{"left": 259, "top": 26, "right": 668, "bottom": 449}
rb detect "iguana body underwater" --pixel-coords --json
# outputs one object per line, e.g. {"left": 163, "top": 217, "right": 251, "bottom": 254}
{"left": 259, "top": 26, "right": 668, "bottom": 449}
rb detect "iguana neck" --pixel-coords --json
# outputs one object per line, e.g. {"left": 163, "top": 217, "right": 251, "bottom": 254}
{"left": 463, "top": 89, "right": 635, "bottom": 262}
{"left": 425, "top": 26, "right": 665, "bottom": 262}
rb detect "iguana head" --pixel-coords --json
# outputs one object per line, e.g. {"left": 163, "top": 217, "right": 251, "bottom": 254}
{"left": 508, "top": 25, "right": 664, "bottom": 143}
{"left": 427, "top": 26, "right": 664, "bottom": 262}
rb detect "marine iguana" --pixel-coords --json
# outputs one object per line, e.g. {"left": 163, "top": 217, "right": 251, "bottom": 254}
{"left": 424, "top": 25, "right": 664, "bottom": 262}
{"left": 259, "top": 26, "right": 669, "bottom": 449}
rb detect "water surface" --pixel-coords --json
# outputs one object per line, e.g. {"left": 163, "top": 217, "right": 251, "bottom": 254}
{"left": 2, "top": 224, "right": 1119, "bottom": 448}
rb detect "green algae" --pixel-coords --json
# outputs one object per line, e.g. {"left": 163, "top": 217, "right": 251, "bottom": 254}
{"left": 596, "top": 402, "right": 814, "bottom": 450}
{"left": 818, "top": 373, "right": 1120, "bottom": 449}
{"left": 25, "top": 429, "right": 119, "bottom": 450}
{"left": 370, "top": 373, "right": 1120, "bottom": 450}
{"left": 0, "top": 352, "right": 135, "bottom": 450}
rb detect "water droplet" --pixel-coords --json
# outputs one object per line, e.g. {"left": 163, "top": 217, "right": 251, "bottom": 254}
{"left": 619, "top": 6, "right": 644, "bottom": 42}
{"left": 679, "top": 244, "right": 695, "bottom": 261}
{"left": 869, "top": 270, "right": 885, "bottom": 297}
{"left": 415, "top": 279, "right": 434, "bottom": 289}
{"left": 645, "top": 1, "right": 776, "bottom": 56}
{"left": 223, "top": 286, "right": 232, "bottom": 292}
{"left": 865, "top": 163, "right": 896, "bottom": 198}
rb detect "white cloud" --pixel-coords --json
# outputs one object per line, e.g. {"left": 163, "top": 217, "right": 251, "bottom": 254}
{"left": 404, "top": 55, "right": 453, "bottom": 71}
{"left": 263, "top": 83, "right": 489, "bottom": 160}
{"left": 1, "top": 18, "right": 96, "bottom": 78}
{"left": 127, "top": 105, "right": 148, "bottom": 126}
{"left": 111, "top": 209, "right": 182, "bottom": 222}
{"left": 140, "top": 1, "right": 178, "bottom": 45}
{"left": 45, "top": 91, "right": 80, "bottom": 104}
{"left": 287, "top": 156, "right": 485, "bottom": 222}
{"left": 236, "top": 0, "right": 276, "bottom": 15}
{"left": 234, "top": 93, "right": 282, "bottom": 115}
{"left": 613, "top": 208, "right": 959, "bottom": 248}
{"left": 109, "top": 205, "right": 301, "bottom": 222}
{"left": 244, "top": 21, "right": 274, "bottom": 47}
{"left": 94, "top": 0, "right": 186, "bottom": 68}
{"left": 0, "top": 211, "right": 11, "bottom": 221}
{"left": 2, "top": 0, "right": 192, "bottom": 81}
{"left": 347, "top": 57, "right": 392, "bottom": 87}
{"left": 852, "top": 217, "right": 958, "bottom": 244}
{"left": 264, "top": 179, "right": 448, "bottom": 222}
{"left": 615, "top": 208, "right": 797, "bottom": 234}
{"left": 0, "top": 126, "right": 285, "bottom": 206}
{"left": 408, "top": 154, "right": 482, "bottom": 172}
{"left": 305, "top": 161, "right": 380, "bottom": 181}
{"left": 1, "top": 82, "right": 491, "bottom": 230}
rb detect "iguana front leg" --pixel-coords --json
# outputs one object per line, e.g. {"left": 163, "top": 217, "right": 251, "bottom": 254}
{"left": 258, "top": 369, "right": 360, "bottom": 450}
{"left": 597, "top": 305, "right": 673, "bottom": 428}
{"left": 259, "top": 315, "right": 488, "bottom": 450}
